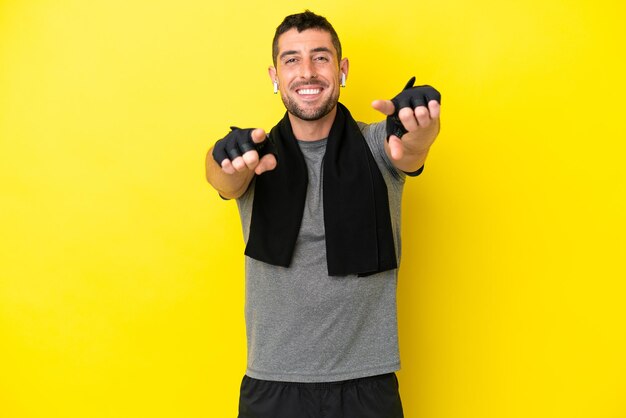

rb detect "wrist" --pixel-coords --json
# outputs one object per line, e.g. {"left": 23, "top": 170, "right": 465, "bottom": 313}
{"left": 394, "top": 146, "right": 429, "bottom": 174}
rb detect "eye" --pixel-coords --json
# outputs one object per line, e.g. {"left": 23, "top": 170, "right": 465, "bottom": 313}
{"left": 314, "top": 56, "right": 329, "bottom": 62}
{"left": 284, "top": 57, "right": 297, "bottom": 64}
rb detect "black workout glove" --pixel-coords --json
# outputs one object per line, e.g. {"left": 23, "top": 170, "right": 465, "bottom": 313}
{"left": 386, "top": 77, "right": 441, "bottom": 140}
{"left": 212, "top": 127, "right": 277, "bottom": 166}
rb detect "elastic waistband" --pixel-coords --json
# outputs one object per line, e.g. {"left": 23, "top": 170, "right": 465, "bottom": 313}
{"left": 244, "top": 372, "right": 395, "bottom": 389}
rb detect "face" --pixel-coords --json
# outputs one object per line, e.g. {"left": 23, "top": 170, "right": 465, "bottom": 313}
{"left": 269, "top": 29, "right": 348, "bottom": 122}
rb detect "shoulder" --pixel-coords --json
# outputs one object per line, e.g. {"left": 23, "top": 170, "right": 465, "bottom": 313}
{"left": 357, "top": 120, "right": 405, "bottom": 183}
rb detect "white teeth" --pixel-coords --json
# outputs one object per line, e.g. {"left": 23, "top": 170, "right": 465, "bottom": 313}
{"left": 298, "top": 88, "right": 321, "bottom": 95}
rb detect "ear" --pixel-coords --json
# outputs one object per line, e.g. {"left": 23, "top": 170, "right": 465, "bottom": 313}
{"left": 339, "top": 58, "right": 349, "bottom": 80}
{"left": 268, "top": 66, "right": 277, "bottom": 84}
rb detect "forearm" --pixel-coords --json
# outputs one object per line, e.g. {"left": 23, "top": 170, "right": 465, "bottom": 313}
{"left": 205, "top": 147, "right": 255, "bottom": 199}
{"left": 384, "top": 141, "right": 430, "bottom": 173}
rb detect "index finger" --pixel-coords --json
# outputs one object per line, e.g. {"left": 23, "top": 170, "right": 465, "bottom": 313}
{"left": 251, "top": 128, "right": 267, "bottom": 143}
{"left": 371, "top": 99, "right": 395, "bottom": 116}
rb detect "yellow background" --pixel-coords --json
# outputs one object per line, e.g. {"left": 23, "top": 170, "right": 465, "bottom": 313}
{"left": 1, "top": 0, "right": 625, "bottom": 417}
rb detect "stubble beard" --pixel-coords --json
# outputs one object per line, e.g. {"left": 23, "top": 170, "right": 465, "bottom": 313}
{"left": 281, "top": 86, "right": 340, "bottom": 121}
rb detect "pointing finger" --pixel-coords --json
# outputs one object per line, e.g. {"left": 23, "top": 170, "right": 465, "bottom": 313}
{"left": 251, "top": 128, "right": 267, "bottom": 144}
{"left": 372, "top": 99, "right": 395, "bottom": 116}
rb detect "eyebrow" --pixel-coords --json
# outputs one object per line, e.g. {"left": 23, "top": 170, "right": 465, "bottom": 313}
{"left": 279, "top": 47, "right": 334, "bottom": 60}
{"left": 311, "top": 47, "right": 333, "bottom": 54}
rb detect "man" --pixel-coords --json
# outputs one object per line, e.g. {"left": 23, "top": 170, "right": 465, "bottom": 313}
{"left": 206, "top": 10, "right": 441, "bottom": 418}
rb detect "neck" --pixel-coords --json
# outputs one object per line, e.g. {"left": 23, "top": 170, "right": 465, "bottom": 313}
{"left": 288, "top": 105, "right": 337, "bottom": 141}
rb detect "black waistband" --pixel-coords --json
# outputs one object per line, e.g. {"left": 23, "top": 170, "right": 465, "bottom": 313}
{"left": 243, "top": 373, "right": 395, "bottom": 390}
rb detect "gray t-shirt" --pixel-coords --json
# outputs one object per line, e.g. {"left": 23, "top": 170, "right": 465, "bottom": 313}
{"left": 236, "top": 120, "right": 406, "bottom": 382}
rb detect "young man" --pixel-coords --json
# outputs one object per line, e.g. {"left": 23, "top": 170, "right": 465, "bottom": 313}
{"left": 206, "top": 10, "right": 441, "bottom": 418}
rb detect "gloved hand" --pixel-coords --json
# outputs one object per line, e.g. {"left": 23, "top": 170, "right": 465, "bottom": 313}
{"left": 386, "top": 77, "right": 441, "bottom": 140}
{"left": 212, "top": 127, "right": 277, "bottom": 166}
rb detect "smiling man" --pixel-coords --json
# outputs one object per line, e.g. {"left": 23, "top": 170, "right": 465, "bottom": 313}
{"left": 271, "top": 29, "right": 344, "bottom": 124}
{"left": 206, "top": 10, "right": 441, "bottom": 418}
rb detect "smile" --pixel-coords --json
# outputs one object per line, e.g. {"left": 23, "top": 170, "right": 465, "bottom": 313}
{"left": 296, "top": 88, "right": 322, "bottom": 95}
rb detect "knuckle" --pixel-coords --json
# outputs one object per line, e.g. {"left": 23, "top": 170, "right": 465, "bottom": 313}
{"left": 398, "top": 108, "right": 414, "bottom": 122}
{"left": 231, "top": 157, "right": 245, "bottom": 171}
{"left": 221, "top": 161, "right": 234, "bottom": 174}
{"left": 415, "top": 107, "right": 429, "bottom": 118}
{"left": 242, "top": 152, "right": 259, "bottom": 166}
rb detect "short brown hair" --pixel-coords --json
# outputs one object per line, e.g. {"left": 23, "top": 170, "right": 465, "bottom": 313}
{"left": 272, "top": 10, "right": 342, "bottom": 67}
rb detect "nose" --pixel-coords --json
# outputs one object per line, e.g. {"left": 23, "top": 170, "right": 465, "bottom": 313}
{"left": 300, "top": 59, "right": 316, "bottom": 79}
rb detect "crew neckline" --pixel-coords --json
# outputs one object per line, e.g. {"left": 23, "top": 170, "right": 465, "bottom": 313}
{"left": 297, "top": 137, "right": 328, "bottom": 149}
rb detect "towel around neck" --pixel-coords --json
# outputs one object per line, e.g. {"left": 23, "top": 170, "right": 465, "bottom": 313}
{"left": 244, "top": 103, "right": 397, "bottom": 277}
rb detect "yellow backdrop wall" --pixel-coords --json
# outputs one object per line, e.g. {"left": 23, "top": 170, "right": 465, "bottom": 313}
{"left": 1, "top": 1, "right": 625, "bottom": 417}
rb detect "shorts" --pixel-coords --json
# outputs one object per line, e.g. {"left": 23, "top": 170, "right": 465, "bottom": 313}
{"left": 237, "top": 373, "right": 404, "bottom": 418}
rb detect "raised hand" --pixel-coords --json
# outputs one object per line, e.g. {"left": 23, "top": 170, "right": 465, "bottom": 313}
{"left": 372, "top": 77, "right": 441, "bottom": 163}
{"left": 212, "top": 127, "right": 277, "bottom": 175}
